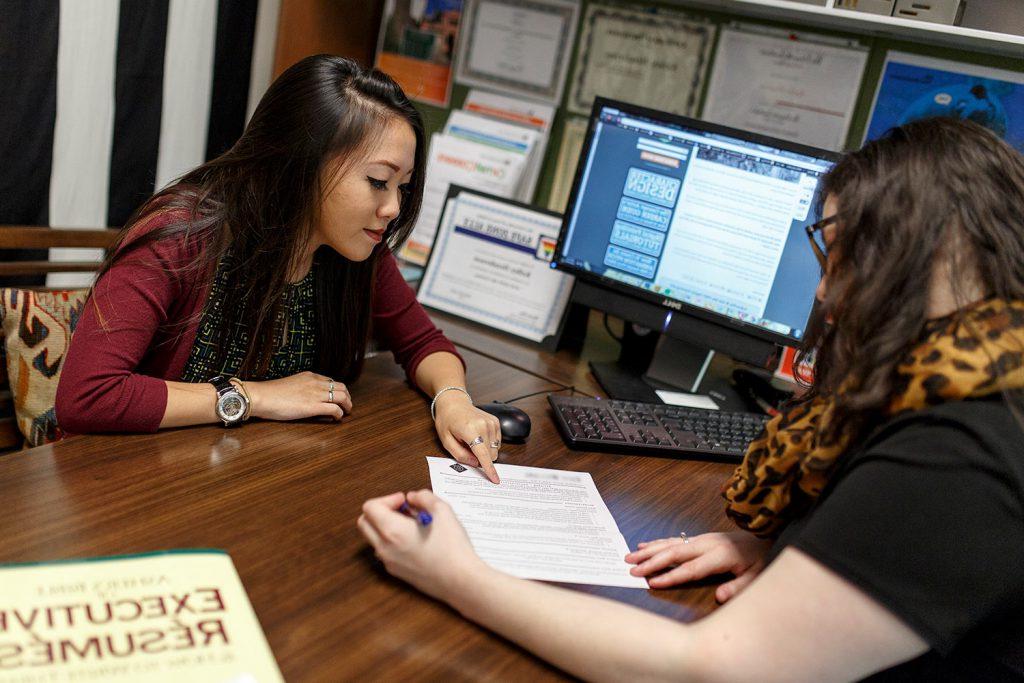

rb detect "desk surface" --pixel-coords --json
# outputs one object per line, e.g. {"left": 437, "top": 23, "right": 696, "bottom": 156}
{"left": 0, "top": 346, "right": 736, "bottom": 681}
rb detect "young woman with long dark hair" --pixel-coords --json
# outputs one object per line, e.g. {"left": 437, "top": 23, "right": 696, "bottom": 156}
{"left": 358, "top": 117, "right": 1024, "bottom": 680}
{"left": 56, "top": 55, "right": 503, "bottom": 483}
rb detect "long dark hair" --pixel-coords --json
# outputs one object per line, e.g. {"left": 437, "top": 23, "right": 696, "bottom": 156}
{"left": 798, "top": 117, "right": 1024, "bottom": 444}
{"left": 95, "top": 55, "right": 426, "bottom": 382}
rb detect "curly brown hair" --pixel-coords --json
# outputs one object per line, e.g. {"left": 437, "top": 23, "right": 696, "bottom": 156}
{"left": 799, "top": 117, "right": 1024, "bottom": 444}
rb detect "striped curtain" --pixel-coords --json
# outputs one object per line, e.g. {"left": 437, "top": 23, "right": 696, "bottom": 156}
{"left": 0, "top": 0, "right": 280, "bottom": 287}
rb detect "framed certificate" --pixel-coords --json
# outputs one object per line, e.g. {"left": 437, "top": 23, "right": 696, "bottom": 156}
{"left": 455, "top": 0, "right": 579, "bottom": 104}
{"left": 417, "top": 186, "right": 575, "bottom": 350}
{"left": 703, "top": 25, "right": 868, "bottom": 151}
{"left": 568, "top": 4, "right": 714, "bottom": 116}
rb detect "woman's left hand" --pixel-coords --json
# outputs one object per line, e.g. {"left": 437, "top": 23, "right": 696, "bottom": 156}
{"left": 433, "top": 395, "right": 502, "bottom": 484}
{"left": 357, "top": 489, "right": 490, "bottom": 601}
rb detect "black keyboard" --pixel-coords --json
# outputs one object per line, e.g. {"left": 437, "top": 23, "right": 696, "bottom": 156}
{"left": 548, "top": 395, "right": 768, "bottom": 461}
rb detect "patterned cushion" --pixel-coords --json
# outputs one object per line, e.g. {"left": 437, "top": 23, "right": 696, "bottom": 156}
{"left": 0, "top": 289, "right": 89, "bottom": 447}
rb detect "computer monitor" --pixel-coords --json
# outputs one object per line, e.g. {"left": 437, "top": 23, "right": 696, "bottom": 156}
{"left": 552, "top": 98, "right": 838, "bottom": 403}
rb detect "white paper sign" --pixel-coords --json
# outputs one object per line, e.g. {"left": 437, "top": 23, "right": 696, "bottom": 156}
{"left": 568, "top": 4, "right": 715, "bottom": 115}
{"left": 702, "top": 27, "right": 868, "bottom": 151}
{"left": 427, "top": 456, "right": 648, "bottom": 589}
{"left": 456, "top": 0, "right": 579, "bottom": 103}
{"left": 401, "top": 134, "right": 527, "bottom": 265}
{"left": 418, "top": 189, "right": 573, "bottom": 344}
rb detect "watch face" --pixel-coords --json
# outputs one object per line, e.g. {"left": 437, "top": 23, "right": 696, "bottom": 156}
{"left": 217, "top": 394, "right": 246, "bottom": 422}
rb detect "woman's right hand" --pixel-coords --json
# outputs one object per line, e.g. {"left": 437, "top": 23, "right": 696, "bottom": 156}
{"left": 244, "top": 371, "right": 353, "bottom": 421}
{"left": 625, "top": 530, "right": 770, "bottom": 602}
{"left": 358, "top": 489, "right": 491, "bottom": 603}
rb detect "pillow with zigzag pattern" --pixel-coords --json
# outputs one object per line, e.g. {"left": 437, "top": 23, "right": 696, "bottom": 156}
{"left": 0, "top": 289, "right": 89, "bottom": 447}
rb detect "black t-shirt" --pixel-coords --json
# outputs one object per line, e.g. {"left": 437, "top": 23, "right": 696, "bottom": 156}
{"left": 770, "top": 395, "right": 1024, "bottom": 681}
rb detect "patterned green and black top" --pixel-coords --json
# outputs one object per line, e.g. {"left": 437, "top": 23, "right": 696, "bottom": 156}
{"left": 180, "top": 260, "right": 318, "bottom": 382}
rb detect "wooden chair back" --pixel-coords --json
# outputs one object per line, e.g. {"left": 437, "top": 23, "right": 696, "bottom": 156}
{"left": 0, "top": 226, "right": 121, "bottom": 277}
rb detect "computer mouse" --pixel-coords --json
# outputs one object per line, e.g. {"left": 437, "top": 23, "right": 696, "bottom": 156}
{"left": 478, "top": 402, "right": 531, "bottom": 443}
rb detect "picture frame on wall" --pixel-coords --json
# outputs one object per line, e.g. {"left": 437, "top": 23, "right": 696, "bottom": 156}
{"left": 455, "top": 0, "right": 580, "bottom": 104}
{"left": 567, "top": 4, "right": 715, "bottom": 116}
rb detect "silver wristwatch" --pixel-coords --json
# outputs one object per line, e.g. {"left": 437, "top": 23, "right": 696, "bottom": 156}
{"left": 209, "top": 375, "right": 249, "bottom": 426}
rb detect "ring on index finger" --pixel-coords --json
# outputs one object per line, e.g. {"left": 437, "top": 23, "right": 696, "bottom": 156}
{"left": 679, "top": 531, "right": 690, "bottom": 544}
{"left": 469, "top": 435, "right": 485, "bottom": 447}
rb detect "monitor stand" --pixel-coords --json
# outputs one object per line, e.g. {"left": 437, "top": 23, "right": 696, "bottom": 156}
{"left": 589, "top": 325, "right": 715, "bottom": 403}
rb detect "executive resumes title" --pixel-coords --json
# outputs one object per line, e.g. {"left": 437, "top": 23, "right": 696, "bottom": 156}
{"left": 0, "top": 588, "right": 231, "bottom": 669}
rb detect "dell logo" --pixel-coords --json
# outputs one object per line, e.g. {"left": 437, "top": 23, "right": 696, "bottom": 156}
{"left": 661, "top": 298, "right": 682, "bottom": 310}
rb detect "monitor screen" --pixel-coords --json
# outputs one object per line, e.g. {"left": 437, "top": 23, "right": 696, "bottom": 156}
{"left": 553, "top": 99, "right": 838, "bottom": 347}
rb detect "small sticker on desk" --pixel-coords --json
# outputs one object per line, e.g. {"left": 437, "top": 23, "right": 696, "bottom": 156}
{"left": 450, "top": 463, "right": 467, "bottom": 472}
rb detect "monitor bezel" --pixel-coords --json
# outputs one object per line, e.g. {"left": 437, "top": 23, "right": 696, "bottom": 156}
{"left": 552, "top": 96, "right": 841, "bottom": 349}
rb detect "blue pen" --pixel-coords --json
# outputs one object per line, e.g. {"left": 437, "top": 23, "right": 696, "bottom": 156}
{"left": 400, "top": 501, "right": 433, "bottom": 526}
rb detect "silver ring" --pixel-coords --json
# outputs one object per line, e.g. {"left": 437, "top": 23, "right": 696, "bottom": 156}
{"left": 679, "top": 531, "right": 690, "bottom": 544}
{"left": 329, "top": 389, "right": 334, "bottom": 403}
{"left": 489, "top": 440, "right": 501, "bottom": 449}
{"left": 469, "top": 435, "right": 485, "bottom": 447}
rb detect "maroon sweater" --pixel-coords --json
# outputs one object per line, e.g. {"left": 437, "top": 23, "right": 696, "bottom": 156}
{"left": 56, "top": 210, "right": 459, "bottom": 434}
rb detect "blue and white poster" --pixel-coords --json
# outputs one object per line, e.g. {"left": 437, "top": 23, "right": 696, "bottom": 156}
{"left": 864, "top": 51, "right": 1024, "bottom": 153}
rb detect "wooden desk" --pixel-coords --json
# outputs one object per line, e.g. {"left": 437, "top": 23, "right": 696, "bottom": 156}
{"left": 0, "top": 348, "right": 735, "bottom": 681}
{"left": 428, "top": 309, "right": 618, "bottom": 399}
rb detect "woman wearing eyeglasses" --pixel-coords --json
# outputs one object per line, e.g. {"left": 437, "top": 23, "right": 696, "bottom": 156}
{"left": 358, "top": 117, "right": 1024, "bottom": 681}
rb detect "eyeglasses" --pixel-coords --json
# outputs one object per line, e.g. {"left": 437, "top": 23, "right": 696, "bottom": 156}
{"left": 805, "top": 214, "right": 838, "bottom": 271}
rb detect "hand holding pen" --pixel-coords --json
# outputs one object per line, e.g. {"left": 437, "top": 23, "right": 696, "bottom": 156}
{"left": 400, "top": 500, "right": 433, "bottom": 526}
{"left": 358, "top": 490, "right": 489, "bottom": 603}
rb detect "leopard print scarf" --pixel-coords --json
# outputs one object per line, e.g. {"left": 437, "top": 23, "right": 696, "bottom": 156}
{"left": 723, "top": 298, "right": 1024, "bottom": 538}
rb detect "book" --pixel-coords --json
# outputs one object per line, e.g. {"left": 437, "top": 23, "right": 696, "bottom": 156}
{"left": 0, "top": 550, "right": 283, "bottom": 682}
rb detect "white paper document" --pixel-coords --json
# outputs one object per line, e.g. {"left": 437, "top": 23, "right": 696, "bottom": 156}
{"left": 401, "top": 133, "right": 527, "bottom": 265}
{"left": 655, "top": 389, "right": 720, "bottom": 410}
{"left": 702, "top": 27, "right": 868, "bottom": 151}
{"left": 427, "top": 456, "right": 648, "bottom": 589}
{"left": 418, "top": 190, "right": 573, "bottom": 343}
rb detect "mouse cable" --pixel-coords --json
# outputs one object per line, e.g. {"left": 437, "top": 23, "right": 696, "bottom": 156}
{"left": 496, "top": 385, "right": 577, "bottom": 405}
{"left": 453, "top": 341, "right": 596, "bottom": 399}
{"left": 603, "top": 313, "right": 623, "bottom": 343}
